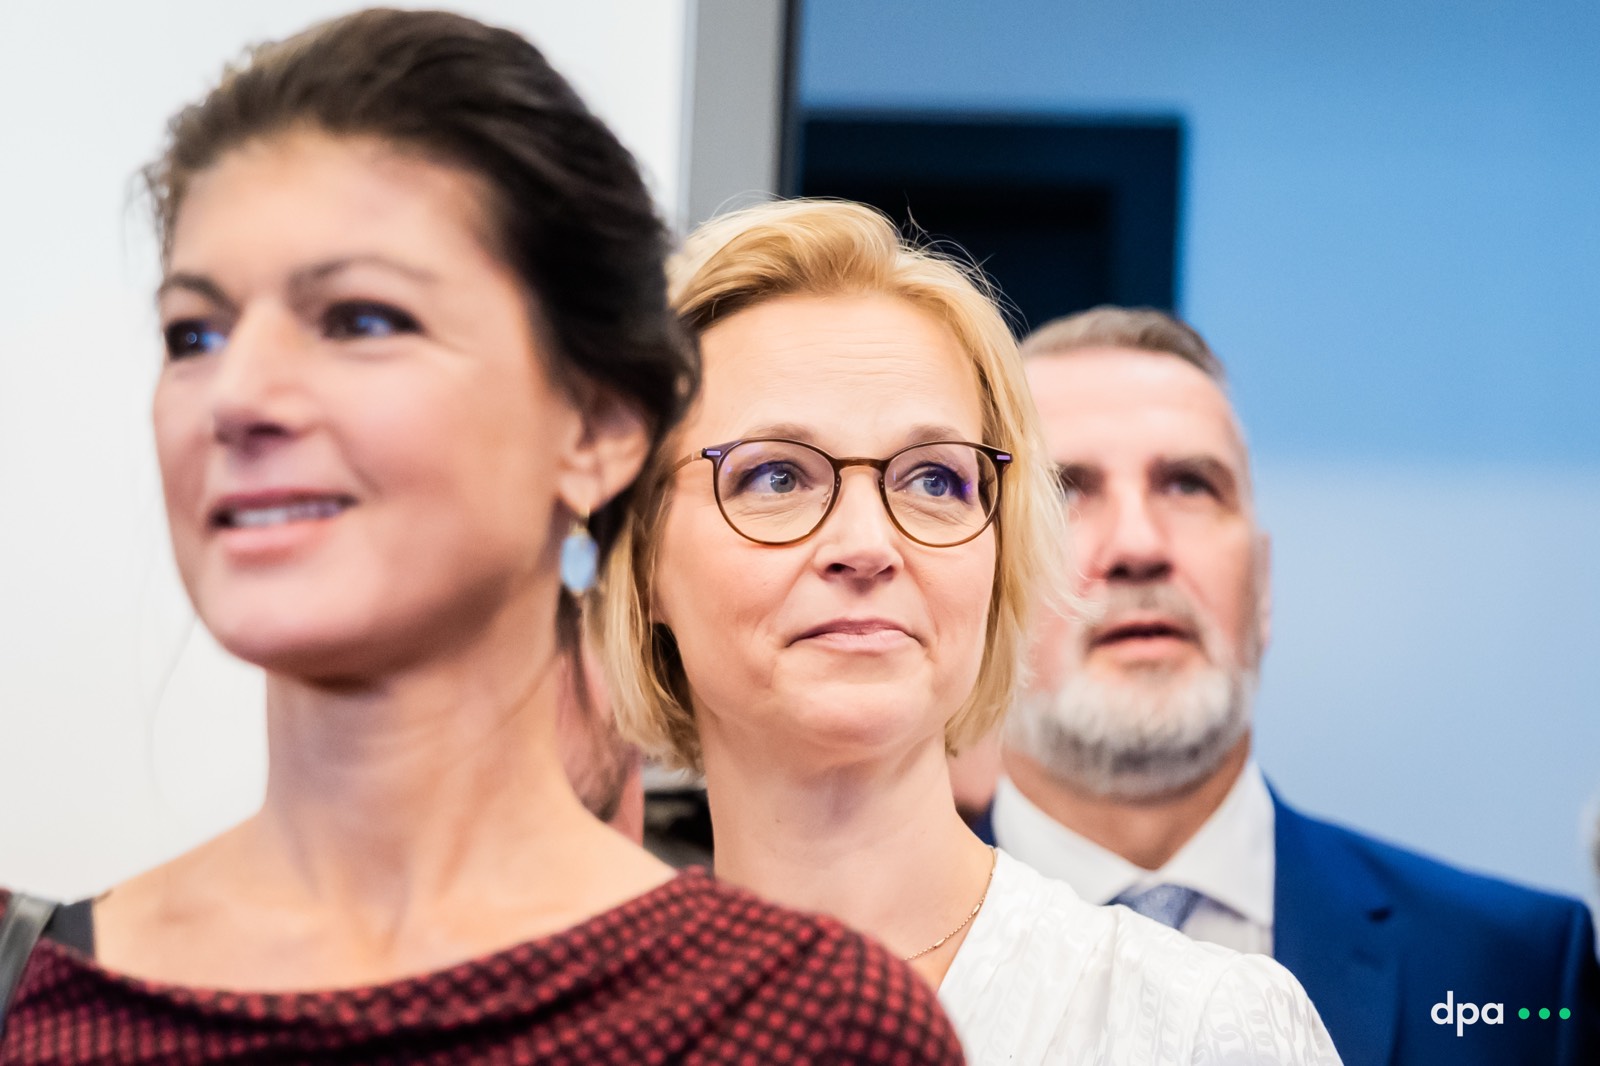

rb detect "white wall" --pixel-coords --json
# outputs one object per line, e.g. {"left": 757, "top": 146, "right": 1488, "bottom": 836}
{"left": 0, "top": 1, "right": 693, "bottom": 900}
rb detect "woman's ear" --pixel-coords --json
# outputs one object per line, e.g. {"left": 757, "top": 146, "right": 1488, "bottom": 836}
{"left": 555, "top": 380, "right": 650, "bottom": 516}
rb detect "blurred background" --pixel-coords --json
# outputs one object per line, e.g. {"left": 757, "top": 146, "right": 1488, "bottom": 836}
{"left": 790, "top": 0, "right": 1600, "bottom": 899}
{"left": 1, "top": 0, "right": 1595, "bottom": 903}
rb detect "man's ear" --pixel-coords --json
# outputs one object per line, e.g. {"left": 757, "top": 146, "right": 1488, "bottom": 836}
{"left": 1253, "top": 529, "right": 1273, "bottom": 654}
{"left": 554, "top": 380, "right": 650, "bottom": 518}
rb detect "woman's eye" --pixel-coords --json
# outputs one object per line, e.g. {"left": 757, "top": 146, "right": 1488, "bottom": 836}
{"left": 323, "top": 301, "right": 420, "bottom": 340}
{"left": 909, "top": 465, "right": 966, "bottom": 500}
{"left": 162, "top": 319, "right": 227, "bottom": 360}
{"left": 736, "top": 462, "right": 804, "bottom": 495}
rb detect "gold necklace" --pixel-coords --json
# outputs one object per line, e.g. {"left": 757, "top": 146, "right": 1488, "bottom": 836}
{"left": 902, "top": 846, "right": 998, "bottom": 962}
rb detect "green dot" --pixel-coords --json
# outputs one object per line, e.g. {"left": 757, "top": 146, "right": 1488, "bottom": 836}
{"left": 1519, "top": 1008, "right": 1531, "bottom": 1020}
{"left": 1560, "top": 1008, "right": 1571, "bottom": 1020}
{"left": 1540, "top": 1008, "right": 1551, "bottom": 1020}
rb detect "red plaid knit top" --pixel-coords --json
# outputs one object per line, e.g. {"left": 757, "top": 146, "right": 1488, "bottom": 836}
{"left": 0, "top": 873, "right": 963, "bottom": 1065}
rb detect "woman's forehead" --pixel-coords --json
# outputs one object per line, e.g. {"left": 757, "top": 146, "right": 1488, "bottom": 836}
{"left": 168, "top": 132, "right": 498, "bottom": 280}
{"left": 690, "top": 293, "right": 986, "bottom": 449}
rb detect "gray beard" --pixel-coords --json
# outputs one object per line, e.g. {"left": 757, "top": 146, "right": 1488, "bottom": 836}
{"left": 1005, "top": 663, "right": 1256, "bottom": 801}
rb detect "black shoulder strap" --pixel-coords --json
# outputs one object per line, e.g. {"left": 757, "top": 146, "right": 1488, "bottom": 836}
{"left": 0, "top": 893, "right": 58, "bottom": 1039}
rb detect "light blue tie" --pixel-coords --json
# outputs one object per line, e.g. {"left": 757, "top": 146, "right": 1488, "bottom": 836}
{"left": 1111, "top": 883, "right": 1203, "bottom": 930}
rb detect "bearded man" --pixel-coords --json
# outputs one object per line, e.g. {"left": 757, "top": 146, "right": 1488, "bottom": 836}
{"left": 983, "top": 307, "right": 1597, "bottom": 1066}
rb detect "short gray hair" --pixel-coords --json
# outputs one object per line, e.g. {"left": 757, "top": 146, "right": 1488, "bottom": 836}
{"left": 1021, "top": 306, "right": 1224, "bottom": 382}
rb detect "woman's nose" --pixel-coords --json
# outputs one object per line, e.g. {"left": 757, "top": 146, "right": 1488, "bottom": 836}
{"left": 812, "top": 469, "right": 902, "bottom": 579}
{"left": 208, "top": 308, "right": 314, "bottom": 450}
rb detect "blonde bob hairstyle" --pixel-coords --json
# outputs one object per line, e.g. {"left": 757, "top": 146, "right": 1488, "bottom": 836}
{"left": 594, "top": 199, "right": 1067, "bottom": 772}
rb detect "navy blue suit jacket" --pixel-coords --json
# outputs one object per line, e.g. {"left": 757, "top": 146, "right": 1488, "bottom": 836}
{"left": 1271, "top": 793, "right": 1598, "bottom": 1065}
{"left": 974, "top": 791, "right": 1600, "bottom": 1064}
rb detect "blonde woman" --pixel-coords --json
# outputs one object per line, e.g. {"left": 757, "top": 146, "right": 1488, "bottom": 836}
{"left": 599, "top": 199, "right": 1342, "bottom": 1064}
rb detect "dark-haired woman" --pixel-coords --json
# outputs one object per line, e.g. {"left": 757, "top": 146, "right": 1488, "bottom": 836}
{"left": 0, "top": 11, "right": 963, "bottom": 1064}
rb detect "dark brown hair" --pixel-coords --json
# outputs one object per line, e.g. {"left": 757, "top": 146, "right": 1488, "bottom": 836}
{"left": 144, "top": 7, "right": 699, "bottom": 567}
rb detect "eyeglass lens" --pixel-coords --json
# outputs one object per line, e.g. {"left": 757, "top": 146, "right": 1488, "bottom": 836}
{"left": 713, "top": 440, "right": 998, "bottom": 546}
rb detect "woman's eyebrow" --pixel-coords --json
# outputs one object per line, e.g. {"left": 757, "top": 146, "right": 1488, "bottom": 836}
{"left": 155, "top": 273, "right": 235, "bottom": 312}
{"left": 736, "top": 422, "right": 817, "bottom": 444}
{"left": 288, "top": 256, "right": 440, "bottom": 304}
{"left": 156, "top": 256, "right": 439, "bottom": 312}
{"left": 294, "top": 255, "right": 440, "bottom": 286}
{"left": 733, "top": 423, "right": 973, "bottom": 450}
{"left": 897, "top": 423, "right": 970, "bottom": 447}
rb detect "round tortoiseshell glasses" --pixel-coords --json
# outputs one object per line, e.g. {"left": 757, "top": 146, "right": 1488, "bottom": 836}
{"left": 674, "top": 438, "right": 1011, "bottom": 547}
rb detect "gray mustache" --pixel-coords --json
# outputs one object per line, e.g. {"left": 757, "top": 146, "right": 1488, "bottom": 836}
{"left": 1080, "top": 584, "right": 1207, "bottom": 644}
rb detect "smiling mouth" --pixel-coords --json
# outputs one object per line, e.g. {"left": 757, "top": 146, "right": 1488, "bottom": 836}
{"left": 212, "top": 497, "right": 355, "bottom": 530}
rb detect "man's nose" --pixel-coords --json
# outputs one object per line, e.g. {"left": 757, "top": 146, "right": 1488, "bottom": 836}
{"left": 1092, "top": 490, "right": 1172, "bottom": 584}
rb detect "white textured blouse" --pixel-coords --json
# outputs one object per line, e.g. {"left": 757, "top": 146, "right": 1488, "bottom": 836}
{"left": 937, "top": 851, "right": 1342, "bottom": 1065}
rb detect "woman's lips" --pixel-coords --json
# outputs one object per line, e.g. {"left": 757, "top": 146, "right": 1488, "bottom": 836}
{"left": 792, "top": 619, "right": 916, "bottom": 652}
{"left": 207, "top": 492, "right": 356, "bottom": 563}
{"left": 209, "top": 492, "right": 356, "bottom": 529}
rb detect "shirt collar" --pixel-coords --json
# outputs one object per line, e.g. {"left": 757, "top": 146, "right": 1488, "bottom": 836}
{"left": 992, "top": 761, "right": 1275, "bottom": 928}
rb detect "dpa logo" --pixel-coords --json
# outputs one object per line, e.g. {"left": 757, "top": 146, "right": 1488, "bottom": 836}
{"left": 1431, "top": 990, "right": 1504, "bottom": 1037}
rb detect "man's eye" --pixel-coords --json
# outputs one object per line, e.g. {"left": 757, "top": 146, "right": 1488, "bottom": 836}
{"left": 1165, "top": 472, "right": 1216, "bottom": 497}
{"left": 323, "top": 301, "right": 420, "bottom": 340}
{"left": 162, "top": 320, "right": 227, "bottom": 360}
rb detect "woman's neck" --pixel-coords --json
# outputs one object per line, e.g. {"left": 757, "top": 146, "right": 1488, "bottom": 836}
{"left": 256, "top": 639, "right": 572, "bottom": 915}
{"left": 96, "top": 603, "right": 672, "bottom": 988}
{"left": 704, "top": 731, "right": 994, "bottom": 986}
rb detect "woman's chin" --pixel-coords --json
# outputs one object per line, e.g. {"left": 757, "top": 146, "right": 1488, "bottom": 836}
{"left": 202, "top": 611, "right": 393, "bottom": 683}
{"left": 779, "top": 685, "right": 948, "bottom": 762}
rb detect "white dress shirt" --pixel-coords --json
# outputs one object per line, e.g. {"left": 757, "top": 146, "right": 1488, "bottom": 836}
{"left": 991, "top": 761, "right": 1276, "bottom": 955}
{"left": 938, "top": 850, "right": 1340, "bottom": 1065}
